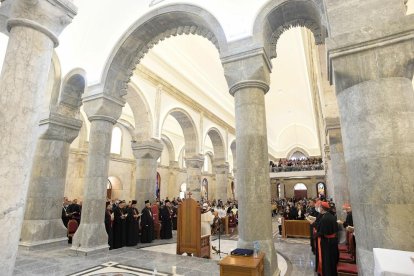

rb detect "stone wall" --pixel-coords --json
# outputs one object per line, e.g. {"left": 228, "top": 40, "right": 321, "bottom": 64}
{"left": 270, "top": 176, "right": 326, "bottom": 199}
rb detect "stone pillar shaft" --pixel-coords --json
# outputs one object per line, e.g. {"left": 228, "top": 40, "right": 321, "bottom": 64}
{"left": 214, "top": 163, "right": 229, "bottom": 201}
{"left": 20, "top": 115, "right": 82, "bottom": 247}
{"left": 185, "top": 156, "right": 204, "bottom": 201}
{"left": 234, "top": 87, "right": 278, "bottom": 276}
{"left": 0, "top": 0, "right": 76, "bottom": 273}
{"left": 72, "top": 119, "right": 114, "bottom": 252}
{"left": 132, "top": 141, "right": 163, "bottom": 210}
{"left": 338, "top": 78, "right": 414, "bottom": 274}
{"left": 328, "top": 128, "right": 350, "bottom": 221}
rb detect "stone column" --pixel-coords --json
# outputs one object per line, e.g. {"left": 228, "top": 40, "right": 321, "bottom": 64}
{"left": 0, "top": 1, "right": 76, "bottom": 274}
{"left": 71, "top": 95, "right": 123, "bottom": 254}
{"left": 20, "top": 113, "right": 82, "bottom": 248}
{"left": 214, "top": 163, "right": 229, "bottom": 201}
{"left": 223, "top": 54, "right": 279, "bottom": 276}
{"left": 168, "top": 161, "right": 179, "bottom": 198}
{"left": 132, "top": 140, "right": 163, "bottom": 210}
{"left": 326, "top": 125, "right": 350, "bottom": 221}
{"left": 185, "top": 155, "right": 204, "bottom": 201}
{"left": 328, "top": 20, "right": 414, "bottom": 275}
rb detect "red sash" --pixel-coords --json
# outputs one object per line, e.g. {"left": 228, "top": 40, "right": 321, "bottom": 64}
{"left": 324, "top": 233, "right": 336, "bottom": 239}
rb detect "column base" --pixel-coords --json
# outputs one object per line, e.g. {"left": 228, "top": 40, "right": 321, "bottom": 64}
{"left": 19, "top": 237, "right": 68, "bottom": 250}
{"left": 71, "top": 222, "right": 109, "bottom": 255}
{"left": 238, "top": 238, "right": 280, "bottom": 276}
{"left": 19, "top": 219, "right": 68, "bottom": 249}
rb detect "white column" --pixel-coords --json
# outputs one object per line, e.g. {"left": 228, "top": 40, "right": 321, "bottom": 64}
{"left": 0, "top": 1, "right": 76, "bottom": 274}
{"left": 71, "top": 95, "right": 123, "bottom": 254}
{"left": 214, "top": 163, "right": 229, "bottom": 202}
{"left": 185, "top": 155, "right": 204, "bottom": 201}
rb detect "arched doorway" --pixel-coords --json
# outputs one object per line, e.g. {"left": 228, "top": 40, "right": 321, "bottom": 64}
{"left": 179, "top": 183, "right": 187, "bottom": 199}
{"left": 294, "top": 183, "right": 307, "bottom": 200}
{"left": 106, "top": 179, "right": 112, "bottom": 200}
{"left": 201, "top": 178, "right": 208, "bottom": 200}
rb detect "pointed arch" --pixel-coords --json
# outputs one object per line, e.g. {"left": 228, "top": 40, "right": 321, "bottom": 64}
{"left": 253, "top": 0, "right": 328, "bottom": 59}
{"left": 101, "top": 4, "right": 228, "bottom": 99}
{"left": 161, "top": 108, "right": 199, "bottom": 157}
{"left": 205, "top": 127, "right": 226, "bottom": 164}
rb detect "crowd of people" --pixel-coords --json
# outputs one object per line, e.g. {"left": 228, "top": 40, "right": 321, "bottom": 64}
{"left": 269, "top": 157, "right": 324, "bottom": 172}
{"left": 272, "top": 196, "right": 355, "bottom": 276}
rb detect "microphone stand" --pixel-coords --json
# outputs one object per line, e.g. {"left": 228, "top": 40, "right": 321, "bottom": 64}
{"left": 213, "top": 216, "right": 228, "bottom": 259}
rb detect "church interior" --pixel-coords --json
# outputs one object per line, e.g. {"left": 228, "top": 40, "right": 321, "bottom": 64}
{"left": 0, "top": 0, "right": 414, "bottom": 275}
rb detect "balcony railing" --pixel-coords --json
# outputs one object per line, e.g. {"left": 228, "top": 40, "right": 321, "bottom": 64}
{"left": 270, "top": 164, "right": 324, "bottom": 172}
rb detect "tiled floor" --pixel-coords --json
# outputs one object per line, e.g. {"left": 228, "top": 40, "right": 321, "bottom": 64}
{"left": 14, "top": 218, "right": 316, "bottom": 276}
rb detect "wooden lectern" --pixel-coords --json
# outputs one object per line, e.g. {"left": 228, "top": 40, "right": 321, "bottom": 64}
{"left": 176, "top": 194, "right": 210, "bottom": 258}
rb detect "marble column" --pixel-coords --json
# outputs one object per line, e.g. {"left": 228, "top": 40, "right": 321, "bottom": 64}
{"left": 327, "top": 125, "right": 350, "bottom": 221}
{"left": 185, "top": 155, "right": 204, "bottom": 201}
{"left": 168, "top": 161, "right": 179, "bottom": 198}
{"left": 214, "top": 163, "right": 229, "bottom": 201}
{"left": 20, "top": 113, "right": 82, "bottom": 248}
{"left": 0, "top": 1, "right": 76, "bottom": 274}
{"left": 72, "top": 95, "right": 123, "bottom": 254}
{"left": 328, "top": 21, "right": 414, "bottom": 275}
{"left": 223, "top": 54, "right": 279, "bottom": 275}
{"left": 132, "top": 140, "right": 163, "bottom": 210}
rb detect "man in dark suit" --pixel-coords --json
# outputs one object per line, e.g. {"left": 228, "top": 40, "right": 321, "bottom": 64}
{"left": 140, "top": 200, "right": 154, "bottom": 243}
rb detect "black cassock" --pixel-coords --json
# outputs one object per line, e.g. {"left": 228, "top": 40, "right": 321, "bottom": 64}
{"left": 159, "top": 206, "right": 173, "bottom": 239}
{"left": 105, "top": 210, "right": 113, "bottom": 249}
{"left": 171, "top": 207, "right": 178, "bottom": 230}
{"left": 140, "top": 207, "right": 154, "bottom": 243}
{"left": 126, "top": 207, "right": 140, "bottom": 246}
{"left": 112, "top": 207, "right": 127, "bottom": 249}
{"left": 317, "top": 212, "right": 339, "bottom": 276}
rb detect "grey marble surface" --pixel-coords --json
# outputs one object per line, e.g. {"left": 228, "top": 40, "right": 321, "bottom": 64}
{"left": 14, "top": 218, "right": 317, "bottom": 276}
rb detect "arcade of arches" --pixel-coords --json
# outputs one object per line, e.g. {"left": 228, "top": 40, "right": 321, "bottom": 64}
{"left": 1, "top": 1, "right": 414, "bottom": 276}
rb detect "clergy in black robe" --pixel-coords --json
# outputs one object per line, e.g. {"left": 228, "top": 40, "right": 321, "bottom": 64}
{"left": 67, "top": 199, "right": 81, "bottom": 224}
{"left": 160, "top": 200, "right": 173, "bottom": 239}
{"left": 172, "top": 206, "right": 178, "bottom": 230}
{"left": 105, "top": 202, "right": 113, "bottom": 249}
{"left": 112, "top": 200, "right": 127, "bottom": 249}
{"left": 307, "top": 199, "right": 319, "bottom": 254}
{"left": 141, "top": 200, "right": 154, "bottom": 243}
{"left": 316, "top": 201, "right": 339, "bottom": 276}
{"left": 126, "top": 200, "right": 140, "bottom": 246}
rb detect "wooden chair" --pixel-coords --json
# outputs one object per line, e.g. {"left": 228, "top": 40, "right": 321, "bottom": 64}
{"left": 176, "top": 197, "right": 210, "bottom": 258}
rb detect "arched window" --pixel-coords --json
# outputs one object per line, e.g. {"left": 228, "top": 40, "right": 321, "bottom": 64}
{"left": 294, "top": 183, "right": 307, "bottom": 190}
{"left": 317, "top": 182, "right": 326, "bottom": 198}
{"left": 179, "top": 183, "right": 187, "bottom": 199}
{"left": 290, "top": 151, "right": 307, "bottom": 160}
{"left": 110, "top": 126, "right": 122, "bottom": 154}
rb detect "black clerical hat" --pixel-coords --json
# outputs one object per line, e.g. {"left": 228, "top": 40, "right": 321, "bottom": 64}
{"left": 131, "top": 200, "right": 137, "bottom": 204}
{"left": 145, "top": 200, "right": 150, "bottom": 204}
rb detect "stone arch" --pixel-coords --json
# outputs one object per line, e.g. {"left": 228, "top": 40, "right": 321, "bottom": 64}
{"left": 205, "top": 127, "right": 226, "bottom": 164}
{"left": 124, "top": 83, "right": 153, "bottom": 142}
{"left": 101, "top": 4, "right": 228, "bottom": 99}
{"left": 161, "top": 108, "right": 199, "bottom": 157}
{"left": 58, "top": 68, "right": 86, "bottom": 112}
{"left": 161, "top": 134, "right": 176, "bottom": 162}
{"left": 286, "top": 146, "right": 310, "bottom": 159}
{"left": 253, "top": 0, "right": 328, "bottom": 59}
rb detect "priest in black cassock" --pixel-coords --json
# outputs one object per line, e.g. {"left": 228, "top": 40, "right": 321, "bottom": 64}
{"left": 112, "top": 200, "right": 127, "bottom": 249}
{"left": 105, "top": 202, "right": 114, "bottom": 249}
{"left": 126, "top": 200, "right": 140, "bottom": 246}
{"left": 316, "top": 201, "right": 339, "bottom": 276}
{"left": 141, "top": 200, "right": 154, "bottom": 243}
{"left": 160, "top": 200, "right": 173, "bottom": 239}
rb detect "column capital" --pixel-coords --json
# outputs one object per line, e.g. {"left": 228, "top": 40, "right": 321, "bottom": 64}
{"left": 221, "top": 48, "right": 271, "bottom": 96}
{"left": 38, "top": 111, "right": 82, "bottom": 143}
{"left": 327, "top": 16, "right": 414, "bottom": 92}
{"left": 6, "top": 0, "right": 77, "bottom": 47}
{"left": 185, "top": 155, "right": 204, "bottom": 169}
{"left": 213, "top": 162, "right": 229, "bottom": 174}
{"left": 82, "top": 93, "right": 124, "bottom": 124}
{"left": 132, "top": 139, "right": 163, "bottom": 160}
